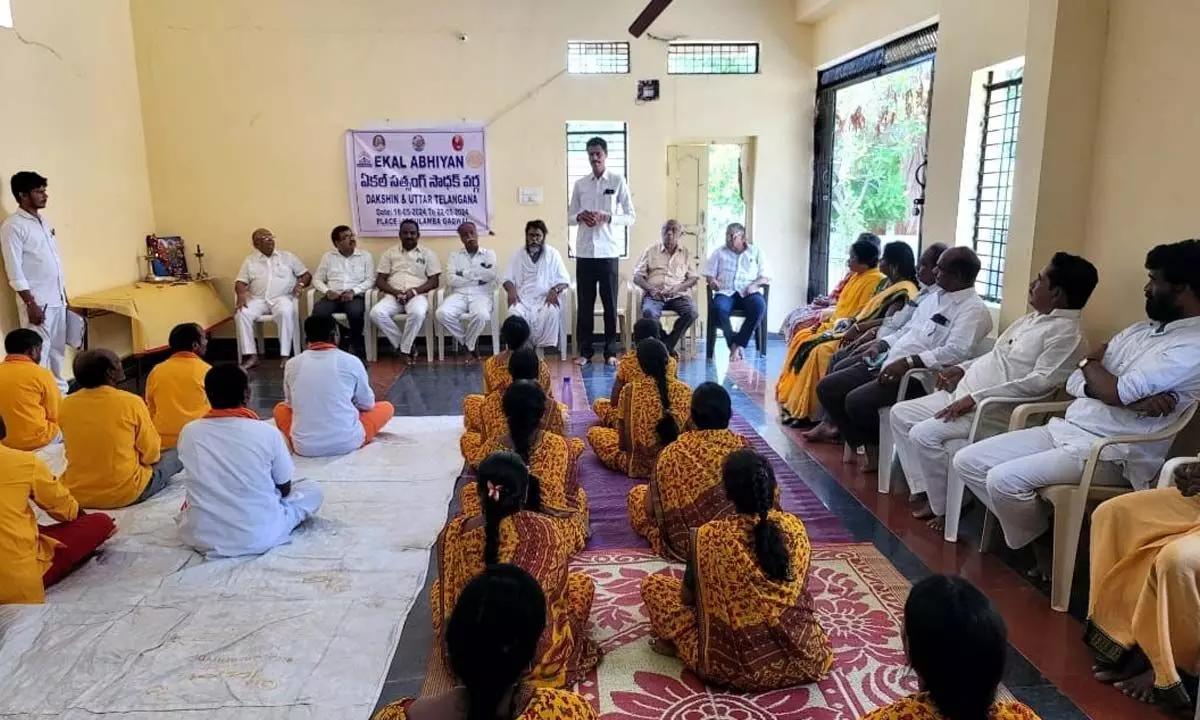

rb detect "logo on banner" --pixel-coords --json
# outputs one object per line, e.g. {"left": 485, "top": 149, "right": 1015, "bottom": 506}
{"left": 466, "top": 150, "right": 484, "bottom": 169}
{"left": 356, "top": 151, "right": 373, "bottom": 168}
{"left": 372, "top": 134, "right": 387, "bottom": 152}
{"left": 412, "top": 135, "right": 426, "bottom": 152}
{"left": 452, "top": 135, "right": 465, "bottom": 152}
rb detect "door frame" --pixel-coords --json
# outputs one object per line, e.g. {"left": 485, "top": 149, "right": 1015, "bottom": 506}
{"left": 667, "top": 137, "right": 756, "bottom": 264}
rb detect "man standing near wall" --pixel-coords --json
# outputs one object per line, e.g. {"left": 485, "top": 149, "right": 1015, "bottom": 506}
{"left": 568, "top": 136, "right": 636, "bottom": 367}
{"left": 1, "top": 172, "right": 79, "bottom": 393}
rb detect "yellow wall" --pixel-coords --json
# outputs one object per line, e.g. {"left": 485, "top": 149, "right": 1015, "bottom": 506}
{"left": 0, "top": 0, "right": 153, "bottom": 351}
{"left": 130, "top": 0, "right": 815, "bottom": 328}
{"left": 810, "top": 0, "right": 938, "bottom": 66}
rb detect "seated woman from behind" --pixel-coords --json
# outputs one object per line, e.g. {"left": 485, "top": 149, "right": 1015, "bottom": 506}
{"left": 177, "top": 364, "right": 324, "bottom": 558}
{"left": 860, "top": 574, "right": 1039, "bottom": 720}
{"left": 461, "top": 348, "right": 574, "bottom": 463}
{"left": 374, "top": 564, "right": 596, "bottom": 720}
{"left": 433, "top": 452, "right": 600, "bottom": 688}
{"left": 628, "top": 382, "right": 749, "bottom": 560}
{"left": 641, "top": 450, "right": 832, "bottom": 691}
{"left": 463, "top": 316, "right": 552, "bottom": 432}
{"left": 460, "top": 380, "right": 588, "bottom": 551}
{"left": 592, "top": 318, "right": 677, "bottom": 428}
{"left": 588, "top": 338, "right": 690, "bottom": 479}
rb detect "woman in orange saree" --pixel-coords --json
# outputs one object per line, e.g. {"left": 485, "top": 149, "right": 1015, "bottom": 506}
{"left": 432, "top": 452, "right": 600, "bottom": 689}
{"left": 592, "top": 319, "right": 677, "bottom": 428}
{"left": 463, "top": 316, "right": 553, "bottom": 433}
{"left": 374, "top": 564, "right": 596, "bottom": 720}
{"left": 462, "top": 348, "right": 573, "bottom": 463}
{"left": 640, "top": 449, "right": 832, "bottom": 692}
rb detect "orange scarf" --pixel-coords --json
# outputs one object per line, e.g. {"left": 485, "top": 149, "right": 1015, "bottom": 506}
{"left": 309, "top": 342, "right": 337, "bottom": 351}
{"left": 205, "top": 408, "right": 260, "bottom": 420}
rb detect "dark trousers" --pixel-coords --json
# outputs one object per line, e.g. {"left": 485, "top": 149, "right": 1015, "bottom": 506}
{"left": 711, "top": 292, "right": 767, "bottom": 349}
{"left": 829, "top": 345, "right": 859, "bottom": 373}
{"left": 576, "top": 257, "right": 619, "bottom": 359}
{"left": 640, "top": 295, "right": 697, "bottom": 353}
{"left": 815, "top": 359, "right": 925, "bottom": 447}
{"left": 312, "top": 296, "right": 367, "bottom": 353}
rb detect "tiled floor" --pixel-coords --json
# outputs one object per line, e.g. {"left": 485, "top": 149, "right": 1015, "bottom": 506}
{"left": 221, "top": 338, "right": 1175, "bottom": 719}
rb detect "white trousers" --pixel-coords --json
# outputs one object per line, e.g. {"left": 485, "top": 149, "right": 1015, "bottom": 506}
{"left": 436, "top": 293, "right": 493, "bottom": 350}
{"left": 236, "top": 296, "right": 299, "bottom": 357}
{"left": 16, "top": 302, "right": 71, "bottom": 393}
{"left": 508, "top": 299, "right": 561, "bottom": 348}
{"left": 951, "top": 425, "right": 1127, "bottom": 550}
{"left": 371, "top": 294, "right": 428, "bottom": 354}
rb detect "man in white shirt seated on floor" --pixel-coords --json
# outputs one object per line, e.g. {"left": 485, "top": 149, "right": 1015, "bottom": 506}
{"left": 370, "top": 219, "right": 441, "bottom": 362}
{"left": 273, "top": 315, "right": 395, "bottom": 457}
{"left": 503, "top": 220, "right": 571, "bottom": 352}
{"left": 311, "top": 225, "right": 374, "bottom": 359}
{"left": 891, "top": 252, "right": 1099, "bottom": 530}
{"left": 953, "top": 239, "right": 1200, "bottom": 581}
{"left": 177, "top": 363, "right": 324, "bottom": 558}
{"left": 234, "top": 228, "right": 311, "bottom": 370}
{"left": 436, "top": 221, "right": 497, "bottom": 360}
{"left": 815, "top": 246, "right": 994, "bottom": 471}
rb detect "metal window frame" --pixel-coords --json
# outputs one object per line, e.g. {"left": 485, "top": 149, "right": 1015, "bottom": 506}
{"left": 567, "top": 41, "right": 631, "bottom": 75}
{"left": 565, "top": 122, "right": 630, "bottom": 259}
{"left": 667, "top": 42, "right": 760, "bottom": 75}
{"left": 970, "top": 72, "right": 1023, "bottom": 303}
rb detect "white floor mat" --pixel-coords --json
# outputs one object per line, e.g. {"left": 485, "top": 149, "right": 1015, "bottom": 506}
{"left": 0, "top": 416, "right": 464, "bottom": 720}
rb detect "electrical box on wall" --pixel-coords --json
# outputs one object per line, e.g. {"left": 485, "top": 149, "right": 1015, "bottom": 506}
{"left": 637, "top": 80, "right": 660, "bottom": 102}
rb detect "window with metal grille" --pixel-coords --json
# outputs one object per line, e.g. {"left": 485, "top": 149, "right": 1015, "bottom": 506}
{"left": 567, "top": 42, "right": 630, "bottom": 74}
{"left": 971, "top": 71, "right": 1023, "bottom": 302}
{"left": 566, "top": 121, "right": 629, "bottom": 258}
{"left": 668, "top": 43, "right": 759, "bottom": 75}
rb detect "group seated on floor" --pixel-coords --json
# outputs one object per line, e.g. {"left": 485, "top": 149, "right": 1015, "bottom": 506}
{"left": 591, "top": 318, "right": 678, "bottom": 428}
{"left": 0, "top": 328, "right": 62, "bottom": 452}
{"left": 145, "top": 322, "right": 212, "bottom": 450}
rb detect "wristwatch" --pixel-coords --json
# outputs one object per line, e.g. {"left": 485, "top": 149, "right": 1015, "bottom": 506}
{"left": 1078, "top": 357, "right": 1093, "bottom": 370}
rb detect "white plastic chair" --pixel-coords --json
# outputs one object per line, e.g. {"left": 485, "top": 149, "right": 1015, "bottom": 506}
{"left": 434, "top": 286, "right": 503, "bottom": 360}
{"left": 626, "top": 283, "right": 700, "bottom": 357}
{"left": 253, "top": 312, "right": 303, "bottom": 357}
{"left": 570, "top": 276, "right": 632, "bottom": 356}
{"left": 305, "top": 288, "right": 372, "bottom": 347}
{"left": 364, "top": 288, "right": 435, "bottom": 362}
{"left": 972, "top": 399, "right": 1198, "bottom": 612}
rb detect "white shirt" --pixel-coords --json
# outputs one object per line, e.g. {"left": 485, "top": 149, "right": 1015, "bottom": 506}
{"left": 447, "top": 247, "right": 499, "bottom": 297}
{"left": 956, "top": 309, "right": 1087, "bottom": 401}
{"left": 568, "top": 170, "right": 636, "bottom": 259}
{"left": 883, "top": 286, "right": 993, "bottom": 368}
{"left": 1, "top": 209, "right": 66, "bottom": 307}
{"left": 504, "top": 246, "right": 570, "bottom": 303}
{"left": 879, "top": 284, "right": 934, "bottom": 337}
{"left": 1052, "top": 316, "right": 1200, "bottom": 489}
{"left": 283, "top": 346, "right": 376, "bottom": 457}
{"left": 236, "top": 250, "right": 308, "bottom": 301}
{"left": 312, "top": 249, "right": 375, "bottom": 296}
{"left": 377, "top": 245, "right": 441, "bottom": 293}
{"left": 176, "top": 416, "right": 297, "bottom": 557}
{"left": 703, "top": 244, "right": 767, "bottom": 297}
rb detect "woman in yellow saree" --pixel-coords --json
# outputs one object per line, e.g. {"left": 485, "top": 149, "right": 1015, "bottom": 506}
{"left": 462, "top": 348, "right": 574, "bottom": 463}
{"left": 374, "top": 564, "right": 597, "bottom": 720}
{"left": 463, "top": 316, "right": 553, "bottom": 433}
{"left": 432, "top": 452, "right": 600, "bottom": 689}
{"left": 860, "top": 574, "right": 1040, "bottom": 720}
{"left": 777, "top": 241, "right": 919, "bottom": 425}
{"left": 640, "top": 449, "right": 833, "bottom": 692}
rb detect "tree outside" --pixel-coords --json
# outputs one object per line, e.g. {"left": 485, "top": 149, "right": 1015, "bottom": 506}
{"left": 706, "top": 143, "right": 747, "bottom": 257}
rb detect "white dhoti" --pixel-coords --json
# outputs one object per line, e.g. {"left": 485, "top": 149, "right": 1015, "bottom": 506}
{"left": 16, "top": 302, "right": 74, "bottom": 393}
{"left": 951, "top": 425, "right": 1127, "bottom": 550}
{"left": 508, "top": 299, "right": 561, "bottom": 348}
{"left": 236, "top": 296, "right": 299, "bottom": 357}
{"left": 436, "top": 293, "right": 493, "bottom": 351}
{"left": 371, "top": 293, "right": 429, "bottom": 354}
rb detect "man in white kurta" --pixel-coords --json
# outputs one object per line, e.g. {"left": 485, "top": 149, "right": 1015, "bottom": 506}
{"left": 1, "top": 172, "right": 80, "bottom": 393}
{"left": 436, "top": 222, "right": 497, "bottom": 357}
{"left": 503, "top": 220, "right": 571, "bottom": 350}
{"left": 234, "top": 228, "right": 311, "bottom": 369}
{"left": 370, "top": 220, "right": 441, "bottom": 360}
{"left": 953, "top": 240, "right": 1200, "bottom": 557}
{"left": 176, "top": 364, "right": 323, "bottom": 559}
{"left": 891, "top": 253, "right": 1098, "bottom": 527}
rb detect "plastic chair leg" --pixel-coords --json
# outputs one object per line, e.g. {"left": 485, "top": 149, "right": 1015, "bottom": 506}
{"left": 943, "top": 467, "right": 966, "bottom": 543}
{"left": 1049, "top": 494, "right": 1086, "bottom": 613}
{"left": 878, "top": 409, "right": 896, "bottom": 494}
{"left": 980, "top": 510, "right": 1000, "bottom": 552}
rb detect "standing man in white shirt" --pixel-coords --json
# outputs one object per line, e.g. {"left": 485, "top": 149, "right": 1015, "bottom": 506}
{"left": 436, "top": 221, "right": 498, "bottom": 360}
{"left": 954, "top": 240, "right": 1200, "bottom": 579}
{"left": 568, "top": 136, "right": 636, "bottom": 367}
{"left": 890, "top": 252, "right": 1099, "bottom": 530}
{"left": 503, "top": 220, "right": 571, "bottom": 351}
{"left": 311, "top": 225, "right": 374, "bottom": 359}
{"left": 370, "top": 219, "right": 441, "bottom": 362}
{"left": 1, "top": 172, "right": 80, "bottom": 393}
{"left": 816, "top": 247, "right": 993, "bottom": 471}
{"left": 703, "top": 223, "right": 771, "bottom": 361}
{"left": 234, "top": 228, "right": 311, "bottom": 370}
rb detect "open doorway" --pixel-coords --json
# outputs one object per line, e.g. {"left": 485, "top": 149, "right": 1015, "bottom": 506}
{"left": 666, "top": 139, "right": 754, "bottom": 267}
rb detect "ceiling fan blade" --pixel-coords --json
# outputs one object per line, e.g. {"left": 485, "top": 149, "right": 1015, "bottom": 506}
{"left": 629, "top": 0, "right": 674, "bottom": 38}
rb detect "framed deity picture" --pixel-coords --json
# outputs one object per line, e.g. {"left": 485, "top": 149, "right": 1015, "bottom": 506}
{"left": 145, "top": 235, "right": 189, "bottom": 279}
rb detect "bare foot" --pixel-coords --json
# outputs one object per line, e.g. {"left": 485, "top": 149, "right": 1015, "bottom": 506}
{"left": 1114, "top": 669, "right": 1157, "bottom": 704}
{"left": 926, "top": 516, "right": 946, "bottom": 532}
{"left": 240, "top": 355, "right": 261, "bottom": 370}
{"left": 908, "top": 492, "right": 926, "bottom": 504}
{"left": 649, "top": 637, "right": 677, "bottom": 657}
{"left": 467, "top": 350, "right": 481, "bottom": 363}
{"left": 1030, "top": 535, "right": 1054, "bottom": 583}
{"left": 730, "top": 345, "right": 745, "bottom": 362}
{"left": 859, "top": 445, "right": 879, "bottom": 473}
{"left": 911, "top": 501, "right": 935, "bottom": 520}
{"left": 400, "top": 352, "right": 415, "bottom": 364}
{"left": 803, "top": 423, "right": 840, "bottom": 443}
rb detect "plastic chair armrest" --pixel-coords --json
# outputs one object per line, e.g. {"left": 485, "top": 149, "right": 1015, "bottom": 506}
{"left": 1009, "top": 400, "right": 1072, "bottom": 431}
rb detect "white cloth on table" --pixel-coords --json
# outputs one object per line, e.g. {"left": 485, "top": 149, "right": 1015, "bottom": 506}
{"left": 283, "top": 347, "right": 375, "bottom": 457}
{"left": 312, "top": 248, "right": 374, "bottom": 296}
{"left": 236, "top": 250, "right": 308, "bottom": 301}
{"left": 176, "top": 416, "right": 324, "bottom": 558}
{"left": 370, "top": 293, "right": 429, "bottom": 354}
{"left": 236, "top": 296, "right": 299, "bottom": 357}
{"left": 503, "top": 246, "right": 570, "bottom": 348}
{"left": 568, "top": 170, "right": 636, "bottom": 259}
{"left": 376, "top": 245, "right": 441, "bottom": 293}
{"left": 882, "top": 285, "right": 992, "bottom": 368}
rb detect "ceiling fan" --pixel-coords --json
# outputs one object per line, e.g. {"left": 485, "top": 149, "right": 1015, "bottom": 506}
{"left": 629, "top": 0, "right": 674, "bottom": 38}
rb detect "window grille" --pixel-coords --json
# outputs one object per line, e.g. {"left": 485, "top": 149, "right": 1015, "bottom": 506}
{"left": 567, "top": 42, "right": 630, "bottom": 74}
{"left": 668, "top": 42, "right": 759, "bottom": 75}
{"left": 971, "top": 72, "right": 1023, "bottom": 302}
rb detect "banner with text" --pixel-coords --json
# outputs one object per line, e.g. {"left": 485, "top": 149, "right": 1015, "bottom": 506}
{"left": 346, "top": 127, "right": 490, "bottom": 236}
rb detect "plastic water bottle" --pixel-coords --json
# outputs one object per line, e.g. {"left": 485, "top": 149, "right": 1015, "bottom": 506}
{"left": 561, "top": 377, "right": 573, "bottom": 409}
